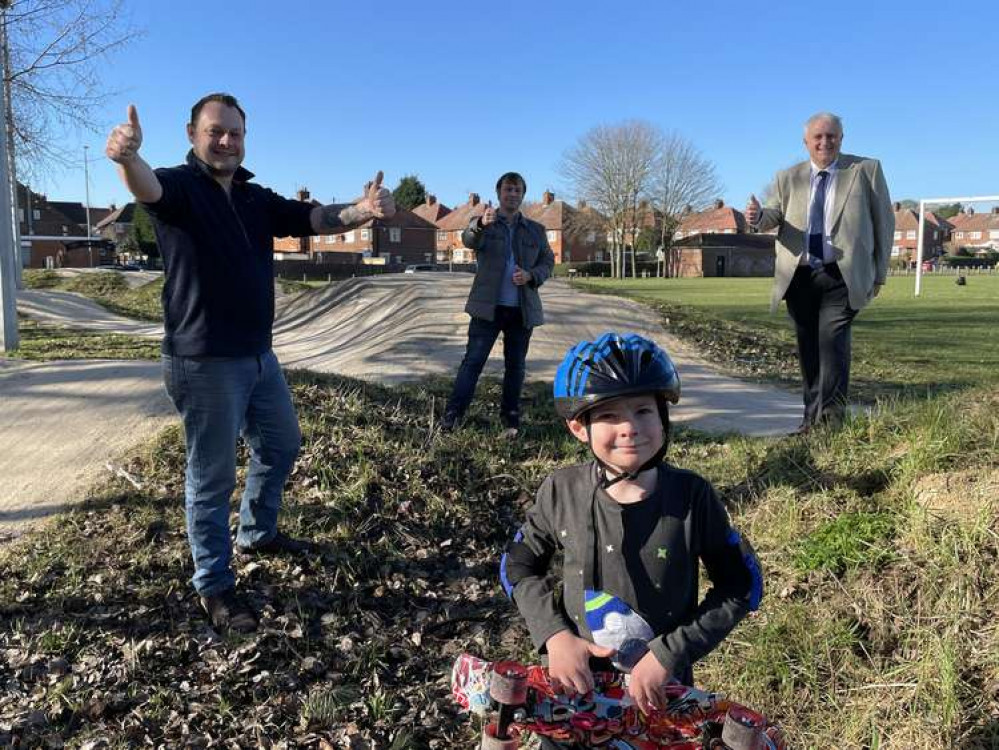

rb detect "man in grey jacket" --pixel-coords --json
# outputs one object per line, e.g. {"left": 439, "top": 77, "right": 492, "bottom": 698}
{"left": 442, "top": 172, "right": 555, "bottom": 435}
{"left": 746, "top": 112, "right": 893, "bottom": 431}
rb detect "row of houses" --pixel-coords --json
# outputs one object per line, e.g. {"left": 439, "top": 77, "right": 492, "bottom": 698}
{"left": 12, "top": 178, "right": 999, "bottom": 273}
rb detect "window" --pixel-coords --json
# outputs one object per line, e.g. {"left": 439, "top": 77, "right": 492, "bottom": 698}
{"left": 32, "top": 209, "right": 40, "bottom": 220}
{"left": 990, "top": 230, "right": 999, "bottom": 240}
{"left": 438, "top": 231, "right": 447, "bottom": 242}
{"left": 344, "top": 231, "right": 355, "bottom": 243}
{"left": 547, "top": 230, "right": 557, "bottom": 242}
{"left": 17, "top": 208, "right": 23, "bottom": 223}
{"left": 595, "top": 251, "right": 604, "bottom": 261}
{"left": 389, "top": 227, "right": 401, "bottom": 243}
{"left": 325, "top": 235, "right": 334, "bottom": 244}
{"left": 360, "top": 229, "right": 371, "bottom": 241}
{"left": 893, "top": 231, "right": 901, "bottom": 240}
{"left": 891, "top": 246, "right": 901, "bottom": 257}
{"left": 586, "top": 231, "right": 596, "bottom": 243}
{"left": 956, "top": 231, "right": 964, "bottom": 239}
{"left": 906, "top": 231, "right": 916, "bottom": 240}
{"left": 970, "top": 231, "right": 982, "bottom": 240}
{"left": 933, "top": 231, "right": 939, "bottom": 240}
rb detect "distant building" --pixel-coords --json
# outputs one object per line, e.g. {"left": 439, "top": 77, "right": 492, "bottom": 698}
{"left": 16, "top": 182, "right": 112, "bottom": 268}
{"left": 890, "top": 202, "right": 951, "bottom": 263}
{"left": 947, "top": 206, "right": 999, "bottom": 252}
{"left": 671, "top": 233, "right": 775, "bottom": 277}
{"left": 273, "top": 187, "right": 438, "bottom": 265}
{"left": 523, "top": 191, "right": 608, "bottom": 264}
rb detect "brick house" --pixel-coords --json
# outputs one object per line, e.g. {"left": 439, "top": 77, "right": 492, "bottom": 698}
{"left": 523, "top": 191, "right": 608, "bottom": 264}
{"left": 411, "top": 195, "right": 451, "bottom": 226}
{"left": 16, "top": 182, "right": 112, "bottom": 268}
{"left": 434, "top": 193, "right": 487, "bottom": 264}
{"left": 671, "top": 233, "right": 775, "bottom": 277}
{"left": 890, "top": 203, "right": 950, "bottom": 263}
{"left": 273, "top": 188, "right": 437, "bottom": 265}
{"left": 674, "top": 199, "right": 746, "bottom": 239}
{"left": 947, "top": 207, "right": 999, "bottom": 252}
{"left": 95, "top": 202, "right": 136, "bottom": 245}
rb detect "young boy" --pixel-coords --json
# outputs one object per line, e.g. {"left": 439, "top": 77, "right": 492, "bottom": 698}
{"left": 500, "top": 333, "right": 763, "bottom": 746}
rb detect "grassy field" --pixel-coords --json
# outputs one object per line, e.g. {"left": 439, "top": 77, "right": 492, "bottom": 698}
{"left": 573, "top": 274, "right": 999, "bottom": 402}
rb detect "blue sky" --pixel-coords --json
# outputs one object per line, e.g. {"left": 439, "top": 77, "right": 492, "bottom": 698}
{"left": 41, "top": 0, "right": 999, "bottom": 213}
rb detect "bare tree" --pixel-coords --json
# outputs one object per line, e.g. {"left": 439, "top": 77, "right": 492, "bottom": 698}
{"left": 3, "top": 0, "right": 139, "bottom": 182}
{"left": 651, "top": 132, "right": 722, "bottom": 277}
{"left": 558, "top": 120, "right": 662, "bottom": 278}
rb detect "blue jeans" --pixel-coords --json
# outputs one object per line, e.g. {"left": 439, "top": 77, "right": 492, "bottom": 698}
{"left": 446, "top": 306, "right": 533, "bottom": 428}
{"left": 163, "top": 350, "right": 301, "bottom": 596}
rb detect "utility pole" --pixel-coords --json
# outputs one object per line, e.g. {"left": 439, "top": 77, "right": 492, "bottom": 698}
{"left": 0, "top": 0, "right": 18, "bottom": 351}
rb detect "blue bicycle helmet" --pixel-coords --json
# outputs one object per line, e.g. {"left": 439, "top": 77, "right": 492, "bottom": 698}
{"left": 554, "top": 333, "right": 681, "bottom": 485}
{"left": 554, "top": 332, "right": 680, "bottom": 420}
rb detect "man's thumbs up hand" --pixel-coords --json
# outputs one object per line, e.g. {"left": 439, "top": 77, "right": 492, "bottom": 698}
{"left": 106, "top": 104, "right": 143, "bottom": 164}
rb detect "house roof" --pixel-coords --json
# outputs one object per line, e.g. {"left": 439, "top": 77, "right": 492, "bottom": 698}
{"left": 411, "top": 196, "right": 452, "bottom": 225}
{"left": 436, "top": 194, "right": 486, "bottom": 231}
{"left": 95, "top": 202, "right": 139, "bottom": 229}
{"left": 678, "top": 200, "right": 745, "bottom": 234}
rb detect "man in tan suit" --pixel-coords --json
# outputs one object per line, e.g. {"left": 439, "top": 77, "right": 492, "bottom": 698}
{"left": 746, "top": 113, "right": 894, "bottom": 431}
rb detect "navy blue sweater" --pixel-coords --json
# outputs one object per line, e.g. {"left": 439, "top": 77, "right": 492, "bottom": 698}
{"left": 143, "top": 152, "right": 314, "bottom": 357}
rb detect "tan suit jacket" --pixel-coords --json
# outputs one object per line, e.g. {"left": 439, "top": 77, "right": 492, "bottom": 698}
{"left": 757, "top": 154, "right": 894, "bottom": 313}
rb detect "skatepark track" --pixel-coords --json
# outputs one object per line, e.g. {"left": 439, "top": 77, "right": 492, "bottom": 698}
{"left": 2, "top": 273, "right": 801, "bottom": 539}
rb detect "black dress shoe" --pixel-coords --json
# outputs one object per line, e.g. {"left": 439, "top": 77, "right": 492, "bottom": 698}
{"left": 237, "top": 531, "right": 314, "bottom": 556}
{"left": 200, "top": 587, "right": 258, "bottom": 634}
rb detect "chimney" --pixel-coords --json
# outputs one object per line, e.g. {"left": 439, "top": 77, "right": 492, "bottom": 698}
{"left": 297, "top": 187, "right": 310, "bottom": 202}
{"left": 992, "top": 206, "right": 999, "bottom": 214}
{"left": 578, "top": 199, "right": 587, "bottom": 209}
{"left": 469, "top": 193, "right": 480, "bottom": 206}
{"left": 967, "top": 207, "right": 975, "bottom": 215}
{"left": 427, "top": 195, "right": 437, "bottom": 206}
{"left": 713, "top": 199, "right": 724, "bottom": 209}
{"left": 682, "top": 204, "right": 693, "bottom": 215}
{"left": 542, "top": 190, "right": 554, "bottom": 206}
{"left": 109, "top": 203, "right": 117, "bottom": 212}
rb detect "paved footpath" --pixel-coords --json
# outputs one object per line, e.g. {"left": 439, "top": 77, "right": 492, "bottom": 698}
{"left": 1, "top": 276, "right": 801, "bottom": 540}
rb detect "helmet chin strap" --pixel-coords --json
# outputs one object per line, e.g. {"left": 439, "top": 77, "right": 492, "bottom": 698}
{"left": 585, "top": 401, "right": 671, "bottom": 489}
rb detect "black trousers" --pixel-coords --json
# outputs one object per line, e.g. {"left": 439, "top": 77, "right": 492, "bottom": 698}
{"left": 783, "top": 263, "right": 858, "bottom": 427}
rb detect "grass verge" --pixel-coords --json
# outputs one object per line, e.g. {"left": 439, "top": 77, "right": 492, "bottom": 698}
{"left": 0, "top": 372, "right": 996, "bottom": 748}
{"left": 7, "top": 317, "right": 160, "bottom": 361}
{"left": 572, "top": 275, "right": 999, "bottom": 403}
{"left": 23, "top": 269, "right": 164, "bottom": 322}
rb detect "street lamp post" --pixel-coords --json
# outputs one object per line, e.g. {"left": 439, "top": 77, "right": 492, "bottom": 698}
{"left": 0, "top": 0, "right": 18, "bottom": 351}
{"left": 84, "top": 145, "right": 93, "bottom": 266}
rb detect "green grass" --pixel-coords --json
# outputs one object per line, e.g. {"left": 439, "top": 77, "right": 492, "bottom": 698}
{"left": 0, "top": 370, "right": 996, "bottom": 748}
{"left": 23, "top": 269, "right": 164, "bottom": 322}
{"left": 573, "top": 274, "right": 999, "bottom": 401}
{"left": 8, "top": 317, "right": 160, "bottom": 360}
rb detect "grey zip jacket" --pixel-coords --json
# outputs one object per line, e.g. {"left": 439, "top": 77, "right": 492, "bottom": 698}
{"left": 461, "top": 213, "right": 555, "bottom": 327}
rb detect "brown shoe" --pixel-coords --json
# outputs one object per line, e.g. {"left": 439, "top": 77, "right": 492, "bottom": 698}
{"left": 200, "top": 588, "right": 258, "bottom": 634}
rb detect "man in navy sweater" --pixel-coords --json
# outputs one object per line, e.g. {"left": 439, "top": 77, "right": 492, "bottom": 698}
{"left": 106, "top": 93, "right": 395, "bottom": 633}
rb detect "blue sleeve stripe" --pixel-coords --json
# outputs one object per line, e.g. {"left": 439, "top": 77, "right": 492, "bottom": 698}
{"left": 727, "top": 529, "right": 764, "bottom": 612}
{"left": 499, "top": 529, "right": 524, "bottom": 599}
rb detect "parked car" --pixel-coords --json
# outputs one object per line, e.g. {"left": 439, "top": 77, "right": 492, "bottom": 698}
{"left": 404, "top": 264, "right": 435, "bottom": 273}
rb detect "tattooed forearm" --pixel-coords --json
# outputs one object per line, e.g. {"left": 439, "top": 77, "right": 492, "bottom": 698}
{"left": 319, "top": 203, "right": 367, "bottom": 231}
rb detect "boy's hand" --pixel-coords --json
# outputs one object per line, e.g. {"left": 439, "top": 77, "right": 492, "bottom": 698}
{"left": 627, "top": 651, "right": 671, "bottom": 713}
{"left": 545, "top": 630, "right": 615, "bottom": 695}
